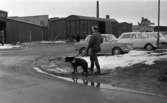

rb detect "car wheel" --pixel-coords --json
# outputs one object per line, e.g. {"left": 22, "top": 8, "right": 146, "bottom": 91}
{"left": 112, "top": 47, "right": 122, "bottom": 55}
{"left": 144, "top": 44, "right": 154, "bottom": 51}
{"left": 79, "top": 47, "right": 87, "bottom": 56}
{"left": 161, "top": 43, "right": 167, "bottom": 49}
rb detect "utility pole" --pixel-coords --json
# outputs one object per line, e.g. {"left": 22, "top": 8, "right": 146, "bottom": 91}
{"left": 96, "top": 0, "right": 99, "bottom": 18}
{"left": 29, "top": 31, "right": 32, "bottom": 44}
{"left": 41, "top": 31, "right": 44, "bottom": 41}
{"left": 157, "top": 0, "right": 160, "bottom": 48}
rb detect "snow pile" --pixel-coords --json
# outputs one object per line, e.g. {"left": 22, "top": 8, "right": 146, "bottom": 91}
{"left": 81, "top": 50, "right": 167, "bottom": 70}
{"left": 43, "top": 50, "right": 167, "bottom": 74}
{"left": 0, "top": 44, "right": 20, "bottom": 50}
{"left": 47, "top": 67, "right": 72, "bottom": 73}
{"left": 44, "top": 60, "right": 73, "bottom": 74}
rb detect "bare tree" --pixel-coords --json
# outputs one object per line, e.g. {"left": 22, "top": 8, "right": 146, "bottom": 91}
{"left": 138, "top": 17, "right": 155, "bottom": 32}
{"left": 138, "top": 17, "right": 154, "bottom": 26}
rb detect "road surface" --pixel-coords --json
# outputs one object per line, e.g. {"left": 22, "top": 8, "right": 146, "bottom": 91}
{"left": 0, "top": 43, "right": 166, "bottom": 103}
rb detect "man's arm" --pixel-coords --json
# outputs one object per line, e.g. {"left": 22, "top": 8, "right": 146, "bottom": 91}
{"left": 87, "top": 36, "right": 94, "bottom": 49}
{"left": 87, "top": 35, "right": 94, "bottom": 53}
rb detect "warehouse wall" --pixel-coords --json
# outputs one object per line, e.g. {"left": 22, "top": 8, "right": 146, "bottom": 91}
{"left": 49, "top": 15, "right": 132, "bottom": 40}
{"left": 117, "top": 22, "right": 132, "bottom": 37}
{"left": 49, "top": 19, "right": 66, "bottom": 40}
{"left": 66, "top": 20, "right": 98, "bottom": 40}
{"left": 6, "top": 19, "right": 48, "bottom": 43}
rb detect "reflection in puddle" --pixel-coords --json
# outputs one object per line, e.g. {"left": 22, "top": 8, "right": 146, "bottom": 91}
{"left": 33, "top": 66, "right": 131, "bottom": 90}
{"left": 33, "top": 66, "right": 104, "bottom": 89}
{"left": 71, "top": 76, "right": 101, "bottom": 88}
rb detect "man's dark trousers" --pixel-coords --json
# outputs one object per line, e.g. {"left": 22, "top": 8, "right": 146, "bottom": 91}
{"left": 90, "top": 49, "right": 100, "bottom": 73}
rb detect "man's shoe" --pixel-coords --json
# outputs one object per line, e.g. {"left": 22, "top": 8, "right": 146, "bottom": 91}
{"left": 88, "top": 68, "right": 94, "bottom": 72}
{"left": 95, "top": 72, "right": 101, "bottom": 75}
{"left": 89, "top": 71, "right": 94, "bottom": 75}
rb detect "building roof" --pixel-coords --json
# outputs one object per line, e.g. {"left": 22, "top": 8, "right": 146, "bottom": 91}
{"left": 0, "top": 10, "right": 7, "bottom": 13}
{"left": 49, "top": 17, "right": 66, "bottom": 21}
{"left": 7, "top": 18, "right": 47, "bottom": 28}
{"left": 49, "top": 15, "right": 118, "bottom": 23}
{"left": 67, "top": 15, "right": 118, "bottom": 22}
{"left": 8, "top": 15, "right": 48, "bottom": 27}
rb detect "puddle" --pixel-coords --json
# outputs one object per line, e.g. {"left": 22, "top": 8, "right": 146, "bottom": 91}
{"left": 33, "top": 66, "right": 102, "bottom": 88}
{"left": 60, "top": 75, "right": 102, "bottom": 88}
{"left": 33, "top": 66, "right": 166, "bottom": 97}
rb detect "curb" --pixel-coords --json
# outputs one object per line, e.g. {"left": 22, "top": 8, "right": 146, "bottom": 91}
{"left": 33, "top": 66, "right": 167, "bottom": 98}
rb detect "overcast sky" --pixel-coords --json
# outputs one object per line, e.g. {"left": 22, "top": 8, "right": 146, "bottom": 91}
{"left": 0, "top": 0, "right": 167, "bottom": 25}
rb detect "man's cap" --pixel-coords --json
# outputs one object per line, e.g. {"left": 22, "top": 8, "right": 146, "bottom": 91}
{"left": 92, "top": 25, "right": 99, "bottom": 31}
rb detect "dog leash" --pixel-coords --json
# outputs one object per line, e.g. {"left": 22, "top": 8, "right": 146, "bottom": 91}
{"left": 73, "top": 53, "right": 80, "bottom": 58}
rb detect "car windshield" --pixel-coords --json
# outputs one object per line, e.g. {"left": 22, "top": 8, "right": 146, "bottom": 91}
{"left": 119, "top": 33, "right": 132, "bottom": 39}
{"left": 102, "top": 34, "right": 117, "bottom": 41}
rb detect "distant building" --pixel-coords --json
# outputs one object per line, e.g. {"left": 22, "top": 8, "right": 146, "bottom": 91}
{"left": 133, "top": 25, "right": 167, "bottom": 33}
{"left": 132, "top": 25, "right": 154, "bottom": 32}
{"left": 6, "top": 19, "right": 48, "bottom": 43}
{"left": 154, "top": 26, "right": 167, "bottom": 32}
{"left": 117, "top": 22, "right": 132, "bottom": 37}
{"left": 0, "top": 10, "right": 7, "bottom": 20}
{"left": 49, "top": 15, "right": 132, "bottom": 40}
{"left": 0, "top": 12, "right": 49, "bottom": 43}
{"left": 0, "top": 10, "right": 133, "bottom": 43}
{"left": 0, "top": 10, "right": 8, "bottom": 43}
{"left": 8, "top": 15, "right": 48, "bottom": 27}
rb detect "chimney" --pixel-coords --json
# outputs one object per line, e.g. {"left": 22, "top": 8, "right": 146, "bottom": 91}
{"left": 106, "top": 15, "right": 110, "bottom": 19}
{"left": 96, "top": 1, "right": 99, "bottom": 18}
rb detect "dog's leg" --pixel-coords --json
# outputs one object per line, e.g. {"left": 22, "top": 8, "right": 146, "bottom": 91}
{"left": 81, "top": 65, "right": 88, "bottom": 76}
{"left": 75, "top": 65, "right": 78, "bottom": 73}
{"left": 72, "top": 63, "right": 77, "bottom": 74}
{"left": 84, "top": 64, "right": 88, "bottom": 75}
{"left": 71, "top": 63, "right": 75, "bottom": 74}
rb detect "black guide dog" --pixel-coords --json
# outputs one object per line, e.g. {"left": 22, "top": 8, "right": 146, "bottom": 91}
{"left": 65, "top": 57, "right": 88, "bottom": 76}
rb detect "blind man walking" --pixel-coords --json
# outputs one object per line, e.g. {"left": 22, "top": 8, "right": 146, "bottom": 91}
{"left": 87, "top": 25, "right": 103, "bottom": 74}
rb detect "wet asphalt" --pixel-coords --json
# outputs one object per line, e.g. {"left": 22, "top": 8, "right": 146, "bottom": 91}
{"left": 0, "top": 43, "right": 167, "bottom": 103}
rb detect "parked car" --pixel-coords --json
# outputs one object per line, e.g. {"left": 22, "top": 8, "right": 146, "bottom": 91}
{"left": 75, "top": 34, "right": 132, "bottom": 56}
{"left": 118, "top": 32, "right": 167, "bottom": 51}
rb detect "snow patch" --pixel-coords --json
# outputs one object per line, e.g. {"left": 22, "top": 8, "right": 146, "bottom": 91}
{"left": 81, "top": 50, "right": 167, "bottom": 70}
{"left": 0, "top": 44, "right": 20, "bottom": 49}
{"left": 47, "top": 67, "right": 72, "bottom": 73}
{"left": 40, "top": 41, "right": 66, "bottom": 44}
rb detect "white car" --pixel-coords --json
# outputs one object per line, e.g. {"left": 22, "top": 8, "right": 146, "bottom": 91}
{"left": 118, "top": 32, "right": 167, "bottom": 50}
{"left": 75, "top": 34, "right": 132, "bottom": 56}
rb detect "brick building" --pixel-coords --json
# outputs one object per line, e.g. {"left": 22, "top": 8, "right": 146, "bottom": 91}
{"left": 49, "top": 15, "right": 132, "bottom": 40}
